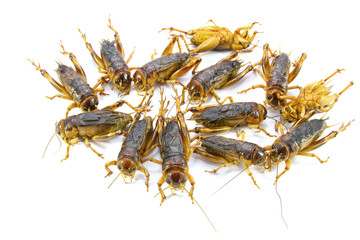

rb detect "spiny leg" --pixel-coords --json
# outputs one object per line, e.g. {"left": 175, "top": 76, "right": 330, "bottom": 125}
{"left": 274, "top": 159, "right": 291, "bottom": 184}
{"left": 301, "top": 120, "right": 354, "bottom": 152}
{"left": 194, "top": 148, "right": 229, "bottom": 164}
{"left": 206, "top": 161, "right": 240, "bottom": 174}
{"left": 189, "top": 126, "right": 233, "bottom": 134}
{"left": 207, "top": 19, "right": 217, "bottom": 26}
{"left": 59, "top": 41, "right": 87, "bottom": 81}
{"left": 219, "top": 96, "right": 234, "bottom": 104}
{"left": 238, "top": 83, "right": 266, "bottom": 94}
{"left": 65, "top": 102, "right": 78, "bottom": 117}
{"left": 186, "top": 172, "right": 195, "bottom": 204}
{"left": 61, "top": 143, "right": 72, "bottom": 162}
{"left": 161, "top": 36, "right": 179, "bottom": 56}
{"left": 28, "top": 59, "right": 70, "bottom": 98}
{"left": 159, "top": 27, "right": 189, "bottom": 35}
{"left": 105, "top": 160, "right": 117, "bottom": 177}
{"left": 126, "top": 47, "right": 135, "bottom": 64}
{"left": 186, "top": 99, "right": 231, "bottom": 114}
{"left": 237, "top": 130, "right": 245, "bottom": 140}
{"left": 244, "top": 164, "right": 260, "bottom": 189}
{"left": 172, "top": 86, "right": 192, "bottom": 157}
{"left": 46, "top": 94, "right": 72, "bottom": 101}
{"left": 157, "top": 175, "right": 167, "bottom": 206}
{"left": 212, "top": 91, "right": 221, "bottom": 102}
{"left": 150, "top": 49, "right": 157, "bottom": 61}
{"left": 248, "top": 124, "right": 276, "bottom": 137}
{"left": 84, "top": 137, "right": 104, "bottom": 159}
{"left": 288, "top": 53, "right": 307, "bottom": 83}
{"left": 101, "top": 99, "right": 142, "bottom": 112}
{"left": 261, "top": 43, "right": 272, "bottom": 78}
{"left": 78, "top": 29, "right": 106, "bottom": 70}
{"left": 168, "top": 57, "right": 202, "bottom": 80}
{"left": 322, "top": 68, "right": 344, "bottom": 84}
{"left": 297, "top": 152, "right": 329, "bottom": 163}
{"left": 91, "top": 129, "right": 126, "bottom": 141}
{"left": 93, "top": 85, "right": 107, "bottom": 96}
{"left": 108, "top": 17, "right": 125, "bottom": 56}
{"left": 171, "top": 33, "right": 191, "bottom": 52}
{"left": 217, "top": 51, "right": 239, "bottom": 64}
{"left": 320, "top": 81, "right": 354, "bottom": 119}
{"left": 138, "top": 166, "right": 150, "bottom": 191}
{"left": 220, "top": 65, "right": 253, "bottom": 89}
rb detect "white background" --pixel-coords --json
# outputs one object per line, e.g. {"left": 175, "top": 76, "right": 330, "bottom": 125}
{"left": 1, "top": 0, "right": 359, "bottom": 239}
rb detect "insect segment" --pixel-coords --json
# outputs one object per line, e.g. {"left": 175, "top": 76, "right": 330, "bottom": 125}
{"left": 55, "top": 100, "right": 134, "bottom": 162}
{"left": 147, "top": 87, "right": 198, "bottom": 205}
{"left": 187, "top": 101, "right": 275, "bottom": 137}
{"left": 161, "top": 20, "right": 261, "bottom": 53}
{"left": 79, "top": 17, "right": 135, "bottom": 95}
{"left": 264, "top": 113, "right": 354, "bottom": 184}
{"left": 187, "top": 51, "right": 253, "bottom": 105}
{"left": 194, "top": 133, "right": 267, "bottom": 188}
{"left": 281, "top": 69, "right": 354, "bottom": 122}
{"left": 29, "top": 43, "right": 105, "bottom": 117}
{"left": 238, "top": 43, "right": 307, "bottom": 108}
{"left": 104, "top": 95, "right": 158, "bottom": 191}
{"left": 133, "top": 35, "right": 202, "bottom": 95}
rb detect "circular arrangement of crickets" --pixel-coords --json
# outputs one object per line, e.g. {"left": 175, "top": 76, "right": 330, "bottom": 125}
{"left": 29, "top": 18, "right": 354, "bottom": 230}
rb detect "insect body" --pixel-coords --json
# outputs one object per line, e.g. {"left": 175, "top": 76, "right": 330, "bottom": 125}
{"left": 79, "top": 18, "right": 134, "bottom": 95}
{"left": 104, "top": 97, "right": 158, "bottom": 190}
{"left": 133, "top": 36, "right": 201, "bottom": 95}
{"left": 265, "top": 115, "right": 353, "bottom": 183}
{"left": 187, "top": 51, "right": 253, "bottom": 105}
{"left": 281, "top": 69, "right": 354, "bottom": 122}
{"left": 161, "top": 20, "right": 261, "bottom": 53}
{"left": 29, "top": 43, "right": 104, "bottom": 117}
{"left": 194, "top": 134, "right": 266, "bottom": 188}
{"left": 239, "top": 43, "right": 307, "bottom": 107}
{"left": 188, "top": 101, "right": 274, "bottom": 137}
{"left": 148, "top": 88, "right": 197, "bottom": 205}
{"left": 56, "top": 100, "right": 133, "bottom": 161}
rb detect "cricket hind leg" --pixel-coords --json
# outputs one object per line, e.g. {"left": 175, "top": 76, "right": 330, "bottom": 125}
{"left": 78, "top": 29, "right": 107, "bottom": 71}
{"left": 288, "top": 53, "right": 307, "bottom": 83}
{"left": 59, "top": 41, "right": 87, "bottom": 81}
{"left": 190, "top": 36, "right": 221, "bottom": 53}
{"left": 301, "top": 120, "right": 354, "bottom": 153}
{"left": 219, "top": 65, "right": 253, "bottom": 89}
{"left": 108, "top": 17, "right": 125, "bottom": 56}
{"left": 168, "top": 57, "right": 202, "bottom": 80}
{"left": 161, "top": 35, "right": 182, "bottom": 56}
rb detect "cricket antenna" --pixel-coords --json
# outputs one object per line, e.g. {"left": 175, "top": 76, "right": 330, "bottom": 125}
{"left": 184, "top": 188, "right": 217, "bottom": 232}
{"left": 153, "top": 186, "right": 170, "bottom": 198}
{"left": 212, "top": 165, "right": 251, "bottom": 196}
{"left": 108, "top": 170, "right": 126, "bottom": 189}
{"left": 275, "top": 164, "right": 288, "bottom": 229}
{"left": 42, "top": 132, "right": 61, "bottom": 159}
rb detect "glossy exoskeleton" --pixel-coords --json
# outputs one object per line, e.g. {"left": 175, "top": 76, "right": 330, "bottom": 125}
{"left": 79, "top": 17, "right": 135, "bottom": 95}
{"left": 188, "top": 101, "right": 274, "bottom": 137}
{"left": 187, "top": 51, "right": 252, "bottom": 105}
{"left": 133, "top": 36, "right": 201, "bottom": 95}
{"left": 56, "top": 100, "right": 133, "bottom": 161}
{"left": 239, "top": 43, "right": 307, "bottom": 108}
{"left": 104, "top": 95, "right": 158, "bottom": 190}
{"left": 265, "top": 112, "right": 353, "bottom": 183}
{"left": 29, "top": 42, "right": 104, "bottom": 117}
{"left": 147, "top": 87, "right": 197, "bottom": 205}
{"left": 161, "top": 20, "right": 261, "bottom": 53}
{"left": 194, "top": 134, "right": 266, "bottom": 188}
